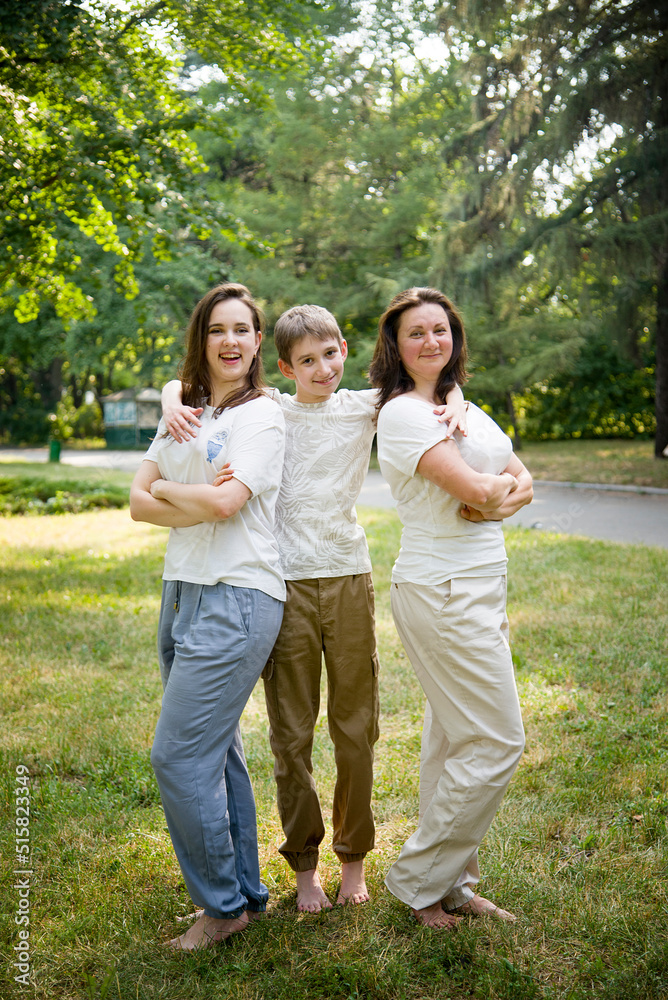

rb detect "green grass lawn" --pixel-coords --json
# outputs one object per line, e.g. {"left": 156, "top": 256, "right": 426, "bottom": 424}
{"left": 518, "top": 438, "right": 668, "bottom": 488}
{"left": 0, "top": 462, "right": 134, "bottom": 489}
{"left": 0, "top": 507, "right": 666, "bottom": 999}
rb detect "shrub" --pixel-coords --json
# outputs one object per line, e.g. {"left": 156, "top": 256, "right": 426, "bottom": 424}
{"left": 0, "top": 475, "right": 128, "bottom": 515}
{"left": 518, "top": 337, "right": 655, "bottom": 440}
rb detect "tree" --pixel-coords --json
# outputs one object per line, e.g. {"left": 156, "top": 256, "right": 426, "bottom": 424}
{"left": 0, "top": 0, "right": 356, "bottom": 440}
{"left": 189, "top": 45, "right": 468, "bottom": 388}
{"left": 0, "top": 235, "right": 225, "bottom": 442}
{"left": 519, "top": 332, "right": 655, "bottom": 440}
{"left": 0, "top": 0, "right": 351, "bottom": 324}
{"left": 429, "top": 0, "right": 668, "bottom": 454}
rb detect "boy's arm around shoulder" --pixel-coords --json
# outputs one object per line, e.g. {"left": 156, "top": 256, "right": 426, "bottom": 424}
{"left": 433, "top": 384, "right": 468, "bottom": 439}
{"left": 152, "top": 398, "right": 285, "bottom": 521}
{"left": 161, "top": 379, "right": 203, "bottom": 443}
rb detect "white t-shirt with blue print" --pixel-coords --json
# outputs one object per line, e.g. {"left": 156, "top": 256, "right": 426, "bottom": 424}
{"left": 144, "top": 394, "right": 286, "bottom": 602}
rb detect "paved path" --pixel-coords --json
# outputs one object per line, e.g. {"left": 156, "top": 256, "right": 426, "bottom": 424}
{"left": 0, "top": 447, "right": 146, "bottom": 473}
{"left": 359, "top": 471, "right": 668, "bottom": 549}
{"left": 3, "top": 448, "right": 667, "bottom": 549}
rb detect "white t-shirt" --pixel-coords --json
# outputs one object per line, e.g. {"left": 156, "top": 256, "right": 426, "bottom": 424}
{"left": 377, "top": 399, "right": 513, "bottom": 584}
{"left": 144, "top": 395, "right": 286, "bottom": 602}
{"left": 270, "top": 388, "right": 377, "bottom": 580}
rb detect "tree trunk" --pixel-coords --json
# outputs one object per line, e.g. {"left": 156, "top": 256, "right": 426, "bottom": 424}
{"left": 1, "top": 367, "right": 18, "bottom": 408}
{"left": 653, "top": 62, "right": 668, "bottom": 459}
{"left": 31, "top": 358, "right": 63, "bottom": 411}
{"left": 70, "top": 374, "right": 84, "bottom": 408}
{"left": 655, "top": 252, "right": 668, "bottom": 458}
{"left": 92, "top": 369, "right": 108, "bottom": 408}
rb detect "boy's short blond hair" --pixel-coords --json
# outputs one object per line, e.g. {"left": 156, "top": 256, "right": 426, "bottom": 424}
{"left": 273, "top": 304, "right": 344, "bottom": 365}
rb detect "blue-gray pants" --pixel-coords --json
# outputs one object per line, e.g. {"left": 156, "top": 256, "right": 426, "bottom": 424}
{"left": 152, "top": 580, "right": 284, "bottom": 919}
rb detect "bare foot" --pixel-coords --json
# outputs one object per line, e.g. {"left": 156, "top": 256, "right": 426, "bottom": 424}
{"left": 166, "top": 910, "right": 249, "bottom": 951}
{"left": 450, "top": 894, "right": 516, "bottom": 922}
{"left": 412, "top": 902, "right": 461, "bottom": 930}
{"left": 295, "top": 869, "right": 333, "bottom": 913}
{"left": 337, "top": 860, "right": 370, "bottom": 905}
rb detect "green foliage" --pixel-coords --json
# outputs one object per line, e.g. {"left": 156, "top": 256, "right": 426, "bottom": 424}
{"left": 1, "top": 1, "right": 199, "bottom": 322}
{"left": 191, "top": 49, "right": 462, "bottom": 361}
{"left": 0, "top": 0, "right": 348, "bottom": 323}
{"left": 42, "top": 396, "right": 104, "bottom": 443}
{"left": 69, "top": 400, "right": 104, "bottom": 440}
{"left": 186, "top": 5, "right": 663, "bottom": 446}
{"left": 519, "top": 336, "right": 656, "bottom": 440}
{"left": 0, "top": 474, "right": 128, "bottom": 515}
{"left": 431, "top": 0, "right": 668, "bottom": 452}
{"left": 0, "top": 0, "right": 360, "bottom": 442}
{"left": 0, "top": 239, "right": 224, "bottom": 443}
{"left": 0, "top": 353, "right": 52, "bottom": 444}
{"left": 1, "top": 0, "right": 664, "bottom": 447}
{"left": 0, "top": 0, "right": 84, "bottom": 63}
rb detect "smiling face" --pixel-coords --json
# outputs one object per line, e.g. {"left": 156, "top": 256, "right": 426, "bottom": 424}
{"left": 205, "top": 298, "right": 262, "bottom": 403}
{"left": 278, "top": 334, "right": 348, "bottom": 403}
{"left": 396, "top": 302, "right": 453, "bottom": 389}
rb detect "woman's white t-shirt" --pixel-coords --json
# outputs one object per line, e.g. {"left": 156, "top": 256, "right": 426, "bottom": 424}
{"left": 144, "top": 394, "right": 286, "bottom": 602}
{"left": 377, "top": 399, "right": 513, "bottom": 585}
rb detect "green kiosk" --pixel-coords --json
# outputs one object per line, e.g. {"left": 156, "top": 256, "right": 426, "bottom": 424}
{"left": 102, "top": 388, "right": 162, "bottom": 449}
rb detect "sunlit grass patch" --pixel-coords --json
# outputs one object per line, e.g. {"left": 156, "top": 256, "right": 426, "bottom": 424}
{"left": 0, "top": 508, "right": 667, "bottom": 998}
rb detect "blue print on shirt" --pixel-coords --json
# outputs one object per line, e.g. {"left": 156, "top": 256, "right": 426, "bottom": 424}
{"left": 207, "top": 430, "right": 229, "bottom": 463}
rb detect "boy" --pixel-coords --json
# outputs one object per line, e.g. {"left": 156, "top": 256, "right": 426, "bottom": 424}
{"left": 162, "top": 304, "right": 465, "bottom": 912}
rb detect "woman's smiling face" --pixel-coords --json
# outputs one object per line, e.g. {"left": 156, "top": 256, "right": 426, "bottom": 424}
{"left": 205, "top": 298, "right": 261, "bottom": 399}
{"left": 396, "top": 302, "right": 453, "bottom": 385}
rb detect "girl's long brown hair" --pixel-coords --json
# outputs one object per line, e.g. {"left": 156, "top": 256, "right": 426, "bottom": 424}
{"left": 368, "top": 287, "right": 468, "bottom": 410}
{"left": 179, "top": 283, "right": 266, "bottom": 415}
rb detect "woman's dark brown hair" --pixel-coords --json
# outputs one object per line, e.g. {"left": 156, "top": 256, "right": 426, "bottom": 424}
{"left": 368, "top": 287, "right": 468, "bottom": 410}
{"left": 179, "top": 283, "right": 266, "bottom": 415}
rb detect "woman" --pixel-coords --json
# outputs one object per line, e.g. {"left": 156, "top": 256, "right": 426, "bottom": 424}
{"left": 369, "top": 287, "right": 533, "bottom": 930}
{"left": 130, "top": 283, "right": 286, "bottom": 950}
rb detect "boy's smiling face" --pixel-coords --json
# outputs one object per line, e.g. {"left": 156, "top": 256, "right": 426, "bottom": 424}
{"left": 278, "top": 334, "right": 348, "bottom": 404}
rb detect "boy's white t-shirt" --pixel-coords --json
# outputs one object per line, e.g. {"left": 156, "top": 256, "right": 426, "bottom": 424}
{"left": 377, "top": 399, "right": 513, "bottom": 584}
{"left": 144, "top": 394, "right": 286, "bottom": 602}
{"left": 270, "top": 388, "right": 377, "bottom": 580}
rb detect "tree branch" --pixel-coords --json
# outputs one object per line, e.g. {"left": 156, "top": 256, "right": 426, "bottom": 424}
{"left": 112, "top": 1, "right": 167, "bottom": 42}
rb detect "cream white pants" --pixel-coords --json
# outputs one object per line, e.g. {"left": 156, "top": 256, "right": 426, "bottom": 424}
{"left": 385, "top": 575, "right": 525, "bottom": 911}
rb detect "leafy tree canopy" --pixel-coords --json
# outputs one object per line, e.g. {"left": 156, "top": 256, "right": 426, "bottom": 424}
{"left": 188, "top": 40, "right": 470, "bottom": 387}
{"left": 0, "top": 0, "right": 354, "bottom": 324}
{"left": 431, "top": 0, "right": 668, "bottom": 452}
